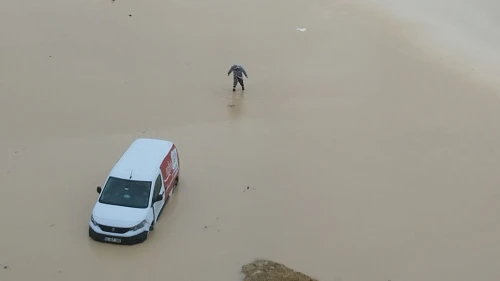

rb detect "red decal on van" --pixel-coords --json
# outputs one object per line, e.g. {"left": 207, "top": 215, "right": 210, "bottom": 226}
{"left": 160, "top": 148, "right": 177, "bottom": 195}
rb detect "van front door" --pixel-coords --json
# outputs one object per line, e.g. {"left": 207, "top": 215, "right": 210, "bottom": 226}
{"left": 152, "top": 173, "right": 165, "bottom": 223}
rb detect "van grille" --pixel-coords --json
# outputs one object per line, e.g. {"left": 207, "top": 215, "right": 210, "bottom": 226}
{"left": 97, "top": 224, "right": 130, "bottom": 234}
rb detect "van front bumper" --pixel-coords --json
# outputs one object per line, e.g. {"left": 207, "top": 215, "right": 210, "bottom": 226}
{"left": 88, "top": 226, "right": 148, "bottom": 245}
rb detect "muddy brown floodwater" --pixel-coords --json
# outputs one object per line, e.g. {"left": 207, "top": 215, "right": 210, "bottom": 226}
{"left": 1, "top": 0, "right": 500, "bottom": 281}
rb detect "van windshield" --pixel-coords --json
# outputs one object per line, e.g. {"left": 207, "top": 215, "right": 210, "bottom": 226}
{"left": 99, "top": 177, "right": 152, "bottom": 209}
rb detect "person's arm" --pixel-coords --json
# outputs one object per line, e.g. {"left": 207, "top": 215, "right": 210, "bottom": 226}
{"left": 227, "top": 65, "right": 234, "bottom": 76}
{"left": 241, "top": 67, "right": 248, "bottom": 78}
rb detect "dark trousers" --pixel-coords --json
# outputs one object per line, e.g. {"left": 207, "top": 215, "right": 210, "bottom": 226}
{"left": 233, "top": 77, "right": 244, "bottom": 88}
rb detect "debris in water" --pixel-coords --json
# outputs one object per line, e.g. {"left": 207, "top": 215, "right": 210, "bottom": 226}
{"left": 296, "top": 28, "right": 307, "bottom": 32}
{"left": 242, "top": 259, "right": 319, "bottom": 281}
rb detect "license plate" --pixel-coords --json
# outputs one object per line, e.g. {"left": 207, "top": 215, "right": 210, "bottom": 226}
{"left": 104, "top": 237, "right": 121, "bottom": 243}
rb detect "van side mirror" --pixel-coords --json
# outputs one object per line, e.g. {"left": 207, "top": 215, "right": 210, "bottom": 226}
{"left": 97, "top": 186, "right": 102, "bottom": 194}
{"left": 154, "top": 194, "right": 163, "bottom": 202}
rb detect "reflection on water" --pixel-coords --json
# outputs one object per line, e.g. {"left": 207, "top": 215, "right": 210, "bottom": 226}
{"left": 228, "top": 92, "right": 245, "bottom": 120}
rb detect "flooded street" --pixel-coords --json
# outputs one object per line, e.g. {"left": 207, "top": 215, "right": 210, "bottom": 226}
{"left": 1, "top": 0, "right": 499, "bottom": 281}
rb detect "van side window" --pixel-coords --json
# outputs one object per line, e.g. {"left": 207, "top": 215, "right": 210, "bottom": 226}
{"left": 153, "top": 175, "right": 162, "bottom": 196}
{"left": 171, "top": 148, "right": 178, "bottom": 170}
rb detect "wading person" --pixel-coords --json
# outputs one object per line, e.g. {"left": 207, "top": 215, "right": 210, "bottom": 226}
{"left": 227, "top": 64, "right": 248, "bottom": 91}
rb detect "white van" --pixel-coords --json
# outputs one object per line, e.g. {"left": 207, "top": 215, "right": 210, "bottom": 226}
{"left": 88, "top": 138, "right": 180, "bottom": 245}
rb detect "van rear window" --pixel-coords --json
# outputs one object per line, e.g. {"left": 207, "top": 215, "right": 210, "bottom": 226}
{"left": 99, "top": 177, "right": 152, "bottom": 209}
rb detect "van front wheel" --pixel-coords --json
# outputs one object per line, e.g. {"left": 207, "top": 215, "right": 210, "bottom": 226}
{"left": 140, "top": 232, "right": 149, "bottom": 243}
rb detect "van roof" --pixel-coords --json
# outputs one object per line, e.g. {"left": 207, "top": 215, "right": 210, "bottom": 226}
{"left": 108, "top": 138, "right": 174, "bottom": 182}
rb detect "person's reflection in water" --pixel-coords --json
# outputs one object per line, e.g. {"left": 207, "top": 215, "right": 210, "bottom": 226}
{"left": 228, "top": 91, "right": 244, "bottom": 120}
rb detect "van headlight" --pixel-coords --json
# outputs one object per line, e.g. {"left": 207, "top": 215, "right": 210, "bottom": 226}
{"left": 90, "top": 214, "right": 98, "bottom": 226}
{"left": 131, "top": 220, "right": 146, "bottom": 231}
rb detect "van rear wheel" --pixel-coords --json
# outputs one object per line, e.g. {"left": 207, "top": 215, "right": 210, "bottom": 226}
{"left": 173, "top": 177, "right": 179, "bottom": 192}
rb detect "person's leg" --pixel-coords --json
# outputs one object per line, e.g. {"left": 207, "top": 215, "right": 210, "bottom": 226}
{"left": 233, "top": 77, "right": 237, "bottom": 91}
{"left": 238, "top": 77, "right": 245, "bottom": 90}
